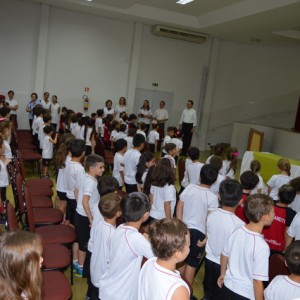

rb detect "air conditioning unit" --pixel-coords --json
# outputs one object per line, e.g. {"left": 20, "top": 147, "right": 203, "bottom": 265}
{"left": 151, "top": 25, "right": 208, "bottom": 43}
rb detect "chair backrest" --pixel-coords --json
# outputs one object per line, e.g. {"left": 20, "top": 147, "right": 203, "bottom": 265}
{"left": 178, "top": 158, "right": 186, "bottom": 183}
{"left": 24, "top": 186, "right": 36, "bottom": 233}
{"left": 6, "top": 200, "right": 19, "bottom": 231}
{"left": 6, "top": 162, "right": 20, "bottom": 211}
{"left": 269, "top": 253, "right": 290, "bottom": 282}
{"left": 15, "top": 173, "right": 26, "bottom": 214}
{"left": 95, "top": 138, "right": 106, "bottom": 158}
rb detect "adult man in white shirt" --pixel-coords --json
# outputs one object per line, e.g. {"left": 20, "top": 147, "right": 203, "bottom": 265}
{"left": 153, "top": 100, "right": 169, "bottom": 139}
{"left": 179, "top": 100, "right": 197, "bottom": 155}
{"left": 7, "top": 90, "right": 18, "bottom": 128}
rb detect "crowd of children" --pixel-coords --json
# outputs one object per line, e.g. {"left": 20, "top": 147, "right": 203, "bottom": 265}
{"left": 1, "top": 95, "right": 300, "bottom": 300}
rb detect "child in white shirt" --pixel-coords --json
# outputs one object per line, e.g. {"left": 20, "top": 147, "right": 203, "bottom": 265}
{"left": 99, "top": 192, "right": 154, "bottom": 300}
{"left": 186, "top": 147, "right": 203, "bottom": 185}
{"left": 136, "top": 151, "right": 155, "bottom": 193}
{"left": 75, "top": 154, "right": 105, "bottom": 277}
{"left": 88, "top": 193, "right": 122, "bottom": 300}
{"left": 268, "top": 158, "right": 292, "bottom": 201}
{"left": 164, "top": 143, "right": 177, "bottom": 171}
{"left": 42, "top": 125, "right": 57, "bottom": 178}
{"left": 217, "top": 194, "right": 274, "bottom": 300}
{"left": 95, "top": 109, "right": 104, "bottom": 138}
{"left": 138, "top": 218, "right": 190, "bottom": 300}
{"left": 208, "top": 155, "right": 226, "bottom": 195}
{"left": 176, "top": 164, "right": 218, "bottom": 287}
{"left": 136, "top": 122, "right": 147, "bottom": 138}
{"left": 289, "top": 177, "right": 300, "bottom": 213}
{"left": 220, "top": 147, "right": 238, "bottom": 180}
{"left": 147, "top": 121, "right": 159, "bottom": 153}
{"left": 250, "top": 160, "right": 266, "bottom": 194}
{"left": 0, "top": 120, "right": 12, "bottom": 160}
{"left": 264, "top": 240, "right": 300, "bottom": 300}
{"left": 161, "top": 126, "right": 175, "bottom": 157}
{"left": 0, "top": 137, "right": 10, "bottom": 207}
{"left": 203, "top": 179, "right": 244, "bottom": 299}
{"left": 112, "top": 139, "right": 127, "bottom": 189}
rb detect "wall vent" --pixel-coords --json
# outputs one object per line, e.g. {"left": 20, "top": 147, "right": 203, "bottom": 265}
{"left": 151, "top": 25, "right": 208, "bottom": 43}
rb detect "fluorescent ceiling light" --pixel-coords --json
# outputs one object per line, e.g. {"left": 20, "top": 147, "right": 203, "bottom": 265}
{"left": 176, "top": 0, "right": 194, "bottom": 5}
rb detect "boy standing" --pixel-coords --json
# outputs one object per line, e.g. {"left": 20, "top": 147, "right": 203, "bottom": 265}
{"left": 75, "top": 154, "right": 105, "bottom": 277}
{"left": 264, "top": 241, "right": 300, "bottom": 300}
{"left": 161, "top": 126, "right": 174, "bottom": 157}
{"left": 99, "top": 192, "right": 154, "bottom": 300}
{"left": 186, "top": 147, "right": 203, "bottom": 185}
{"left": 88, "top": 193, "right": 122, "bottom": 300}
{"left": 123, "top": 134, "right": 145, "bottom": 193}
{"left": 147, "top": 120, "right": 159, "bottom": 153}
{"left": 42, "top": 125, "right": 57, "bottom": 178}
{"left": 204, "top": 179, "right": 244, "bottom": 300}
{"left": 176, "top": 164, "right": 218, "bottom": 287}
{"left": 218, "top": 194, "right": 275, "bottom": 300}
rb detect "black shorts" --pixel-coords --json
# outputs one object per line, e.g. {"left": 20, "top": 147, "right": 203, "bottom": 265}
{"left": 66, "top": 197, "right": 77, "bottom": 225}
{"left": 186, "top": 228, "right": 206, "bottom": 268}
{"left": 75, "top": 212, "right": 91, "bottom": 252}
{"left": 57, "top": 191, "right": 67, "bottom": 201}
{"left": 42, "top": 158, "right": 52, "bottom": 166}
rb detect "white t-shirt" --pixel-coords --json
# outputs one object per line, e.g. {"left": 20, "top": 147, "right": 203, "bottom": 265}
{"left": 103, "top": 107, "right": 115, "bottom": 117}
{"left": 38, "top": 124, "right": 46, "bottom": 149}
{"left": 136, "top": 130, "right": 146, "bottom": 138}
{"left": 138, "top": 257, "right": 190, "bottom": 300}
{"left": 114, "top": 132, "right": 127, "bottom": 141}
{"left": 180, "top": 184, "right": 218, "bottom": 234}
{"left": 179, "top": 108, "right": 197, "bottom": 126}
{"left": 76, "top": 174, "right": 99, "bottom": 217}
{"left": 289, "top": 194, "right": 300, "bottom": 213}
{"left": 223, "top": 226, "right": 269, "bottom": 299}
{"left": 113, "top": 152, "right": 124, "bottom": 187}
{"left": 99, "top": 224, "right": 154, "bottom": 300}
{"left": 264, "top": 275, "right": 300, "bottom": 300}
{"left": 90, "top": 219, "right": 116, "bottom": 287}
{"left": 220, "top": 160, "right": 235, "bottom": 179}
{"left": 8, "top": 98, "right": 18, "bottom": 115}
{"left": 125, "top": 136, "right": 133, "bottom": 150}
{"left": 85, "top": 127, "right": 93, "bottom": 146}
{"left": 210, "top": 173, "right": 225, "bottom": 195}
{"left": 40, "top": 99, "right": 51, "bottom": 110}
{"left": 251, "top": 173, "right": 266, "bottom": 194}
{"left": 186, "top": 161, "right": 204, "bottom": 185}
{"left": 147, "top": 130, "right": 159, "bottom": 144}
{"left": 124, "top": 149, "right": 141, "bottom": 185}
{"left": 0, "top": 160, "right": 9, "bottom": 187}
{"left": 181, "top": 158, "right": 193, "bottom": 188}
{"left": 164, "top": 154, "right": 176, "bottom": 169}
{"left": 4, "top": 140, "right": 12, "bottom": 159}
{"left": 73, "top": 124, "right": 82, "bottom": 139}
{"left": 42, "top": 135, "right": 53, "bottom": 159}
{"left": 65, "top": 161, "right": 85, "bottom": 200}
{"left": 32, "top": 116, "right": 43, "bottom": 135}
{"left": 115, "top": 105, "right": 127, "bottom": 121}
{"left": 138, "top": 108, "right": 152, "bottom": 125}
{"left": 171, "top": 137, "right": 183, "bottom": 151}
{"left": 110, "top": 129, "right": 118, "bottom": 141}
{"left": 162, "top": 135, "right": 172, "bottom": 154}
{"left": 206, "top": 208, "right": 245, "bottom": 264}
{"left": 267, "top": 174, "right": 292, "bottom": 201}
{"left": 50, "top": 103, "right": 60, "bottom": 125}
{"left": 153, "top": 108, "right": 168, "bottom": 122}
{"left": 287, "top": 212, "right": 300, "bottom": 240}
{"left": 95, "top": 117, "right": 104, "bottom": 137}
{"left": 205, "top": 154, "right": 214, "bottom": 164}
{"left": 56, "top": 155, "right": 71, "bottom": 193}
{"left": 150, "top": 184, "right": 177, "bottom": 219}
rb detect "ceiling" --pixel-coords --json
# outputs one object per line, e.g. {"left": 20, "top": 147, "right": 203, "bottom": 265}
{"left": 22, "top": 0, "right": 300, "bottom": 46}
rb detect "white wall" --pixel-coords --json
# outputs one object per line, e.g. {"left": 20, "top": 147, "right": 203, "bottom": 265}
{"left": 206, "top": 41, "right": 300, "bottom": 147}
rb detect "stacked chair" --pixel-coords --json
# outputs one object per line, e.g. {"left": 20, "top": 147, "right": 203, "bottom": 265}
{"left": 4, "top": 129, "right": 76, "bottom": 299}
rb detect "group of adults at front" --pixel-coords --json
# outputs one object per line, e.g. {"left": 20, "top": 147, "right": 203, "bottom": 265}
{"left": 1, "top": 90, "right": 198, "bottom": 155}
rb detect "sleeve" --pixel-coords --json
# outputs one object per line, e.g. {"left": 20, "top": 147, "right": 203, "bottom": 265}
{"left": 75, "top": 167, "right": 86, "bottom": 189}
{"left": 165, "top": 110, "right": 169, "bottom": 120}
{"left": 264, "top": 276, "right": 281, "bottom": 300}
{"left": 180, "top": 185, "right": 191, "bottom": 203}
{"left": 179, "top": 110, "right": 184, "bottom": 125}
{"left": 193, "top": 110, "right": 197, "bottom": 126}
{"left": 155, "top": 132, "right": 159, "bottom": 141}
{"left": 153, "top": 109, "right": 157, "bottom": 119}
{"left": 84, "top": 178, "right": 96, "bottom": 197}
{"left": 119, "top": 155, "right": 124, "bottom": 171}
{"left": 208, "top": 194, "right": 218, "bottom": 211}
{"left": 267, "top": 175, "right": 275, "bottom": 188}
{"left": 287, "top": 213, "right": 300, "bottom": 237}
{"left": 253, "top": 242, "right": 269, "bottom": 281}
{"left": 164, "top": 185, "right": 176, "bottom": 203}
{"left": 133, "top": 234, "right": 154, "bottom": 259}
{"left": 286, "top": 208, "right": 296, "bottom": 227}
{"left": 222, "top": 234, "right": 231, "bottom": 257}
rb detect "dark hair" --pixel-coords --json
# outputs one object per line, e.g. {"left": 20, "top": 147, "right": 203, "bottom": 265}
{"left": 119, "top": 124, "right": 127, "bottom": 132}
{"left": 43, "top": 125, "right": 55, "bottom": 134}
{"left": 140, "top": 123, "right": 147, "bottom": 131}
{"left": 143, "top": 165, "right": 156, "bottom": 196}
{"left": 244, "top": 194, "right": 273, "bottom": 223}
{"left": 70, "top": 139, "right": 86, "bottom": 157}
{"left": 8, "top": 90, "right": 15, "bottom": 95}
{"left": 128, "top": 114, "right": 137, "bottom": 121}
{"left": 278, "top": 185, "right": 296, "bottom": 205}
{"left": 33, "top": 105, "right": 43, "bottom": 117}
{"left": 209, "top": 155, "right": 223, "bottom": 171}
{"left": 119, "top": 97, "right": 126, "bottom": 106}
{"left": 285, "top": 241, "right": 300, "bottom": 275}
{"left": 240, "top": 171, "right": 259, "bottom": 190}
{"left": 127, "top": 128, "right": 137, "bottom": 137}
{"left": 225, "top": 147, "right": 238, "bottom": 174}
{"left": 97, "top": 109, "right": 104, "bottom": 117}
{"left": 200, "top": 164, "right": 218, "bottom": 186}
{"left": 187, "top": 100, "right": 193, "bottom": 106}
{"left": 85, "top": 154, "right": 104, "bottom": 171}
{"left": 55, "top": 133, "right": 75, "bottom": 169}
{"left": 141, "top": 100, "right": 150, "bottom": 110}
{"left": 133, "top": 133, "right": 145, "bottom": 148}
{"left": 213, "top": 143, "right": 224, "bottom": 156}
{"left": 164, "top": 143, "right": 176, "bottom": 154}
{"left": 151, "top": 158, "right": 175, "bottom": 187}
{"left": 42, "top": 113, "right": 51, "bottom": 123}
{"left": 31, "top": 92, "right": 38, "bottom": 99}
{"left": 84, "top": 117, "right": 95, "bottom": 142}
{"left": 167, "top": 126, "right": 174, "bottom": 133}
{"left": 97, "top": 176, "right": 119, "bottom": 196}
{"left": 99, "top": 193, "right": 122, "bottom": 219}
{"left": 70, "top": 113, "right": 78, "bottom": 123}
{"left": 136, "top": 151, "right": 155, "bottom": 184}
{"left": 114, "top": 138, "right": 127, "bottom": 153}
{"left": 91, "top": 113, "right": 96, "bottom": 119}
{"left": 149, "top": 218, "right": 188, "bottom": 260}
{"left": 290, "top": 177, "right": 300, "bottom": 192}
{"left": 250, "top": 160, "right": 261, "bottom": 173}
{"left": 219, "top": 179, "right": 243, "bottom": 207}
{"left": 52, "top": 95, "right": 57, "bottom": 101}
{"left": 43, "top": 92, "right": 49, "bottom": 96}
{"left": 187, "top": 147, "right": 200, "bottom": 161}
{"left": 120, "top": 192, "right": 150, "bottom": 222}
{"left": 105, "top": 99, "right": 112, "bottom": 107}
{"left": 0, "top": 106, "right": 10, "bottom": 117}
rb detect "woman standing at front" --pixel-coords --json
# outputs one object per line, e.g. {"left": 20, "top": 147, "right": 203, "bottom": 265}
{"left": 138, "top": 100, "right": 152, "bottom": 135}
